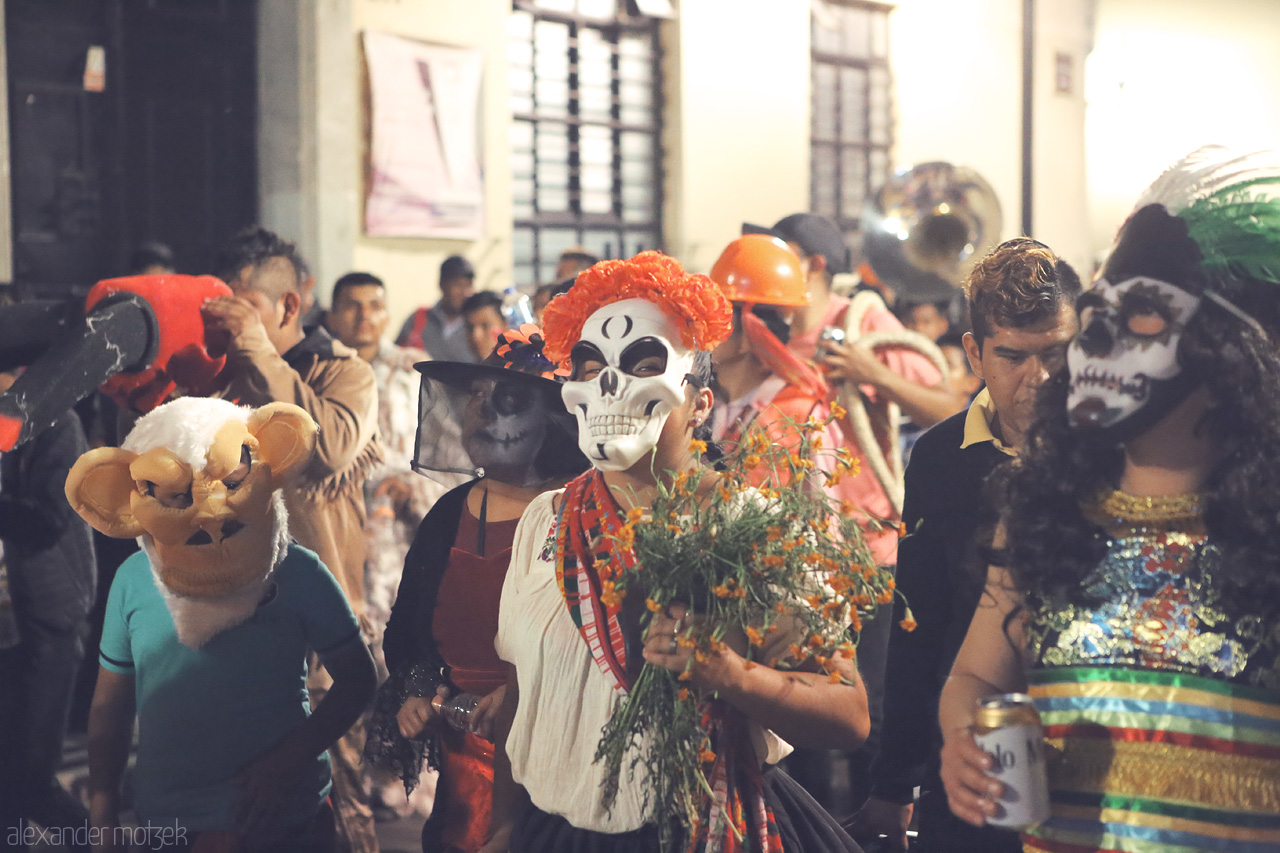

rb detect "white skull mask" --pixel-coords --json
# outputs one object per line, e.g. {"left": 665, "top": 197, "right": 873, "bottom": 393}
{"left": 1067, "top": 275, "right": 1201, "bottom": 435}
{"left": 561, "top": 299, "right": 695, "bottom": 471}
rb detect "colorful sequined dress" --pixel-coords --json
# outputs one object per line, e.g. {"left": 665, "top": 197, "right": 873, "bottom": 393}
{"left": 1022, "top": 491, "right": 1280, "bottom": 853}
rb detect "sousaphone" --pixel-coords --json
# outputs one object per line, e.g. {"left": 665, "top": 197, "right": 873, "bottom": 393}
{"left": 862, "top": 161, "right": 1003, "bottom": 300}
{"left": 830, "top": 162, "right": 1002, "bottom": 516}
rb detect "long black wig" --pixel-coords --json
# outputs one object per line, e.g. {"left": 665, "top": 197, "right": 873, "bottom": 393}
{"left": 996, "top": 286, "right": 1280, "bottom": 624}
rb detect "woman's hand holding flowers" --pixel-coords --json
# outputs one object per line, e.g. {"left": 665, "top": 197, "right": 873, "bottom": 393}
{"left": 642, "top": 602, "right": 748, "bottom": 695}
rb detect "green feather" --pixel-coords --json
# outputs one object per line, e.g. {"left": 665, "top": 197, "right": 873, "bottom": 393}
{"left": 1179, "top": 184, "right": 1280, "bottom": 288}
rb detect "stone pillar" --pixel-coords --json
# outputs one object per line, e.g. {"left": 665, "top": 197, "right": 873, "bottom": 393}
{"left": 258, "top": 0, "right": 358, "bottom": 302}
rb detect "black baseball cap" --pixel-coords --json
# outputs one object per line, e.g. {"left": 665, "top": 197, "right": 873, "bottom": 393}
{"left": 742, "top": 213, "right": 851, "bottom": 275}
{"left": 440, "top": 254, "right": 476, "bottom": 282}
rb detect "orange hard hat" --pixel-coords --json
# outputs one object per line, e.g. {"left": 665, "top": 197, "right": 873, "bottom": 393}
{"left": 710, "top": 235, "right": 810, "bottom": 308}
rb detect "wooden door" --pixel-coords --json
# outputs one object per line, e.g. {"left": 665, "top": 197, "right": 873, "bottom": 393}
{"left": 6, "top": 0, "right": 257, "bottom": 296}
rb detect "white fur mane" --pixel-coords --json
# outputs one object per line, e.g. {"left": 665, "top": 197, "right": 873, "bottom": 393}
{"left": 126, "top": 397, "right": 293, "bottom": 649}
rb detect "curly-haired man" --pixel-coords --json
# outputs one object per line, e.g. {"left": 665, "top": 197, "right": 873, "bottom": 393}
{"left": 861, "top": 238, "right": 1080, "bottom": 852}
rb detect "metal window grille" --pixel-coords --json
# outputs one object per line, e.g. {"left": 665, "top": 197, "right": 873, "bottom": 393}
{"left": 508, "top": 0, "right": 663, "bottom": 289}
{"left": 810, "top": 0, "right": 894, "bottom": 246}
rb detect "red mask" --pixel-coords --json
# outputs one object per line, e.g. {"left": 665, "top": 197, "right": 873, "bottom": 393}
{"left": 86, "top": 274, "right": 232, "bottom": 413}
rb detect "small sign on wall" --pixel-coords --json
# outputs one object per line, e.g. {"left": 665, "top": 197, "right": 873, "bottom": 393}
{"left": 1055, "top": 52, "right": 1073, "bottom": 95}
{"left": 84, "top": 45, "right": 106, "bottom": 92}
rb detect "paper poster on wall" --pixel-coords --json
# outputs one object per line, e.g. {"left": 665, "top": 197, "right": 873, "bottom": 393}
{"left": 363, "top": 30, "right": 485, "bottom": 239}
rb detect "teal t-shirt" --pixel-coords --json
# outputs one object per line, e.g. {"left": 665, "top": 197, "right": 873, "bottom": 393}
{"left": 99, "top": 543, "right": 361, "bottom": 833}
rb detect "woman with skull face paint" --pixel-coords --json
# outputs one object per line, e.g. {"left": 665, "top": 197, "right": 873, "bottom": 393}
{"left": 486, "top": 252, "right": 868, "bottom": 853}
{"left": 938, "top": 147, "right": 1280, "bottom": 853}
{"left": 366, "top": 326, "right": 588, "bottom": 853}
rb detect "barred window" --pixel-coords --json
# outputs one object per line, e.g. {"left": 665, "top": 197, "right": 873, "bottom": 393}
{"left": 508, "top": 0, "right": 663, "bottom": 289}
{"left": 810, "top": 0, "right": 894, "bottom": 245}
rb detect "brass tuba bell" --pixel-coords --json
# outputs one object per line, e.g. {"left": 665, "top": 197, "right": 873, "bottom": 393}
{"left": 862, "top": 161, "right": 1002, "bottom": 301}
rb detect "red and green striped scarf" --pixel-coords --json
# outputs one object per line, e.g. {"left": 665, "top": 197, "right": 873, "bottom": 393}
{"left": 554, "top": 468, "right": 785, "bottom": 852}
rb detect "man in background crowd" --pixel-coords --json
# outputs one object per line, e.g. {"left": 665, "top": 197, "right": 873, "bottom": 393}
{"left": 0, "top": 369, "right": 96, "bottom": 851}
{"left": 936, "top": 330, "right": 983, "bottom": 401}
{"left": 861, "top": 238, "right": 1080, "bottom": 852}
{"left": 324, "top": 271, "right": 444, "bottom": 649}
{"left": 461, "top": 290, "right": 507, "bottom": 362}
{"left": 896, "top": 298, "right": 951, "bottom": 343}
{"left": 295, "top": 253, "right": 322, "bottom": 328}
{"left": 709, "top": 235, "right": 836, "bottom": 470}
{"left": 204, "top": 227, "right": 383, "bottom": 853}
{"left": 553, "top": 245, "right": 598, "bottom": 283}
{"left": 325, "top": 270, "right": 447, "bottom": 819}
{"left": 127, "top": 241, "right": 176, "bottom": 276}
{"left": 531, "top": 282, "right": 559, "bottom": 325}
{"left": 396, "top": 255, "right": 477, "bottom": 363}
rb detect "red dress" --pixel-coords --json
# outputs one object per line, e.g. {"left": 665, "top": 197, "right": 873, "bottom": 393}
{"left": 424, "top": 507, "right": 519, "bottom": 852}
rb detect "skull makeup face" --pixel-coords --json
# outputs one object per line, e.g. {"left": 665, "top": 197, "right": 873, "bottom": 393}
{"left": 561, "top": 299, "right": 695, "bottom": 471}
{"left": 1066, "top": 276, "right": 1202, "bottom": 438}
{"left": 461, "top": 377, "right": 549, "bottom": 483}
{"left": 1066, "top": 203, "right": 1207, "bottom": 442}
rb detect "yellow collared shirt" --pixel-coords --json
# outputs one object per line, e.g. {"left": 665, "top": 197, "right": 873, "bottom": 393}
{"left": 959, "top": 388, "right": 1017, "bottom": 457}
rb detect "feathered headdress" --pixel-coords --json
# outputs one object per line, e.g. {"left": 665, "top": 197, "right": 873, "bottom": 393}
{"left": 1118, "top": 145, "right": 1280, "bottom": 327}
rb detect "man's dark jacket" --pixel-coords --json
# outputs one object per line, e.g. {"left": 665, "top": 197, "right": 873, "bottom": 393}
{"left": 869, "top": 409, "right": 1020, "bottom": 851}
{"left": 0, "top": 412, "right": 95, "bottom": 631}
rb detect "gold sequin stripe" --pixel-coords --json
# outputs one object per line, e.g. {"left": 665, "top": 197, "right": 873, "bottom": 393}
{"left": 1046, "top": 736, "right": 1280, "bottom": 815}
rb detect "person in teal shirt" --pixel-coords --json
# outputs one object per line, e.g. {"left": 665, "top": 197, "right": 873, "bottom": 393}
{"left": 96, "top": 544, "right": 365, "bottom": 845}
{"left": 71, "top": 397, "right": 377, "bottom": 852}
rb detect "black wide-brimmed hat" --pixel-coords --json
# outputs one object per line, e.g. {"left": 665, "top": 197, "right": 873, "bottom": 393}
{"left": 412, "top": 324, "right": 585, "bottom": 488}
{"left": 414, "top": 323, "right": 570, "bottom": 394}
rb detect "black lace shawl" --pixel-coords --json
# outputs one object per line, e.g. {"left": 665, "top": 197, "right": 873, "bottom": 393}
{"left": 364, "top": 480, "right": 477, "bottom": 794}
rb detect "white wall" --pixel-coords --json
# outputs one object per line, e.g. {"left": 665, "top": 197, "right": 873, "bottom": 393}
{"left": 890, "top": 0, "right": 1093, "bottom": 278}
{"left": 1087, "top": 0, "right": 1280, "bottom": 261}
{"left": 663, "top": 0, "right": 811, "bottom": 274}
{"left": 892, "top": 0, "right": 1025, "bottom": 235}
{"left": 1031, "top": 0, "right": 1093, "bottom": 279}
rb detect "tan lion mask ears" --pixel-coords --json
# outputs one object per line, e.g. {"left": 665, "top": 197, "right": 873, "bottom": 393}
{"left": 245, "top": 402, "right": 317, "bottom": 482}
{"left": 65, "top": 448, "right": 144, "bottom": 538}
{"left": 64, "top": 402, "right": 318, "bottom": 539}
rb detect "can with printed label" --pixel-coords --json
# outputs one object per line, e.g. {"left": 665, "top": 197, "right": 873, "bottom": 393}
{"left": 972, "top": 693, "right": 1051, "bottom": 829}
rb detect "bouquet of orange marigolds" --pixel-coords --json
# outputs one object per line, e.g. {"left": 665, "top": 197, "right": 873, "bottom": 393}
{"left": 595, "top": 406, "right": 912, "bottom": 848}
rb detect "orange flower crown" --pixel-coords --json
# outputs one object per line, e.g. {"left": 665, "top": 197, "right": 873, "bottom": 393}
{"left": 541, "top": 251, "right": 734, "bottom": 364}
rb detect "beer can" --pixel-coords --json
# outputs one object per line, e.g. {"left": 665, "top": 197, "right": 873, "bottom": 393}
{"left": 972, "top": 693, "right": 1050, "bottom": 829}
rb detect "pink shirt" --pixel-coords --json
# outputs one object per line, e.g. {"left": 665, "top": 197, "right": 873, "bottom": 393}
{"left": 791, "top": 293, "right": 943, "bottom": 565}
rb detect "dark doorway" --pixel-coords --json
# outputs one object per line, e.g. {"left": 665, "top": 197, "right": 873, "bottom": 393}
{"left": 6, "top": 0, "right": 257, "bottom": 297}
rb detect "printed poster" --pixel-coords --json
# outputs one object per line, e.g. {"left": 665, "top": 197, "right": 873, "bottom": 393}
{"left": 364, "top": 30, "right": 485, "bottom": 239}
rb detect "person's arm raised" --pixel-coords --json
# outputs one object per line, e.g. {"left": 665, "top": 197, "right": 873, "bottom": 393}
{"left": 820, "top": 340, "right": 967, "bottom": 428}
